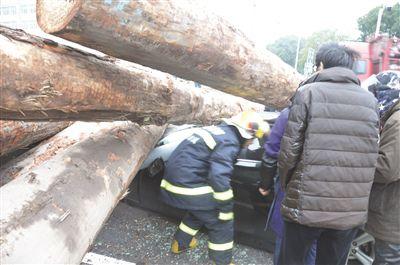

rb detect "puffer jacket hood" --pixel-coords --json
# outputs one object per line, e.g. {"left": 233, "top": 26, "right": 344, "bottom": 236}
{"left": 300, "top": 67, "right": 360, "bottom": 86}
{"left": 278, "top": 67, "right": 380, "bottom": 230}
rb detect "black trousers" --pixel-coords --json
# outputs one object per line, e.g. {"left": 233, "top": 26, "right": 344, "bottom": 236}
{"left": 174, "top": 210, "right": 234, "bottom": 265}
{"left": 279, "top": 221, "right": 359, "bottom": 265}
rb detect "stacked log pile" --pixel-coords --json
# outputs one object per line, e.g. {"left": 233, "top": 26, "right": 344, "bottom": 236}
{"left": 0, "top": 0, "right": 301, "bottom": 263}
{"left": 36, "top": 0, "right": 301, "bottom": 108}
{"left": 0, "top": 26, "right": 264, "bottom": 263}
{"left": 0, "top": 122, "right": 165, "bottom": 263}
{"left": 0, "top": 26, "right": 264, "bottom": 123}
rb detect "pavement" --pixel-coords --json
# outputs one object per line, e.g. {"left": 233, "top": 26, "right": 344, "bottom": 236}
{"left": 88, "top": 202, "right": 273, "bottom": 265}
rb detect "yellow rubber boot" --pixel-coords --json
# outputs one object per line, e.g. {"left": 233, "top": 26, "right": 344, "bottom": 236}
{"left": 171, "top": 238, "right": 198, "bottom": 254}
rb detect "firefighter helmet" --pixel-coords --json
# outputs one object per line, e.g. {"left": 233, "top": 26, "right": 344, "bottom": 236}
{"left": 223, "top": 111, "right": 270, "bottom": 139}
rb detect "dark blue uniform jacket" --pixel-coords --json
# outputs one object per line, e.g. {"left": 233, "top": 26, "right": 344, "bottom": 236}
{"left": 161, "top": 124, "right": 242, "bottom": 211}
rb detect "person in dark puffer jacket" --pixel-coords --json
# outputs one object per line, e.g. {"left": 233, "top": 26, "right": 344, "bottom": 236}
{"left": 259, "top": 107, "right": 316, "bottom": 265}
{"left": 278, "top": 43, "right": 380, "bottom": 265}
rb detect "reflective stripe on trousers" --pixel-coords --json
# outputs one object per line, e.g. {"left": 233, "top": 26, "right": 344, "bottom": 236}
{"left": 218, "top": 212, "right": 234, "bottom": 221}
{"left": 178, "top": 222, "right": 199, "bottom": 236}
{"left": 174, "top": 210, "right": 234, "bottom": 265}
{"left": 208, "top": 241, "right": 234, "bottom": 251}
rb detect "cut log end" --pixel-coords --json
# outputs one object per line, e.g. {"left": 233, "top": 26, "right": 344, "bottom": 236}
{"left": 36, "top": 0, "right": 81, "bottom": 33}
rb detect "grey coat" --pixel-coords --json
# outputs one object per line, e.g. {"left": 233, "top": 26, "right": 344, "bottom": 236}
{"left": 366, "top": 101, "right": 400, "bottom": 244}
{"left": 278, "top": 67, "right": 380, "bottom": 230}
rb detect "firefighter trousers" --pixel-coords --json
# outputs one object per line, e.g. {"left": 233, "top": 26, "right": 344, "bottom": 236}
{"left": 174, "top": 209, "right": 234, "bottom": 265}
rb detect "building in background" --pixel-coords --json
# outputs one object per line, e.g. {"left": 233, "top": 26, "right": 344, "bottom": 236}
{"left": 0, "top": 0, "right": 39, "bottom": 32}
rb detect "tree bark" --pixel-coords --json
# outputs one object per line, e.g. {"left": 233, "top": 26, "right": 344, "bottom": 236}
{"left": 0, "top": 120, "right": 70, "bottom": 157}
{"left": 36, "top": 0, "right": 302, "bottom": 108}
{"left": 0, "top": 121, "right": 165, "bottom": 263}
{"left": 0, "top": 26, "right": 264, "bottom": 123}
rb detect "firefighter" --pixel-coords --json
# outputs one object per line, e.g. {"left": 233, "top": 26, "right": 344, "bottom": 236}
{"left": 160, "top": 111, "right": 270, "bottom": 265}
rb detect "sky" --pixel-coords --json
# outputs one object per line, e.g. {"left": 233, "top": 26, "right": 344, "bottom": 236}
{"left": 1, "top": 0, "right": 397, "bottom": 48}
{"left": 199, "top": 0, "right": 398, "bottom": 47}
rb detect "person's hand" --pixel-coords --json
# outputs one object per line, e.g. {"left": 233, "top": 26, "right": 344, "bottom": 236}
{"left": 258, "top": 187, "right": 270, "bottom": 196}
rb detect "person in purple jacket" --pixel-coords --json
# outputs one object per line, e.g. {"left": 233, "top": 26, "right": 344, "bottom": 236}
{"left": 259, "top": 107, "right": 316, "bottom": 265}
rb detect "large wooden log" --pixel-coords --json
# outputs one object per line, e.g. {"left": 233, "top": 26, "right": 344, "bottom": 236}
{"left": 0, "top": 120, "right": 70, "bottom": 157}
{"left": 36, "top": 0, "right": 301, "bottom": 108}
{"left": 0, "top": 26, "right": 264, "bottom": 123}
{"left": 0, "top": 121, "right": 165, "bottom": 263}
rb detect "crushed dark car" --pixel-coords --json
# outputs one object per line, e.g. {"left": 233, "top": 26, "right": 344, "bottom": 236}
{"left": 124, "top": 112, "right": 375, "bottom": 265}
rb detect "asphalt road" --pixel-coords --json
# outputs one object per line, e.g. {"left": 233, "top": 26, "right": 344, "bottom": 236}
{"left": 88, "top": 202, "right": 273, "bottom": 265}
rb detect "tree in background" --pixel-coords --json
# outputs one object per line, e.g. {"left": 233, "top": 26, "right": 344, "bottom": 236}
{"left": 357, "top": 3, "right": 400, "bottom": 41}
{"left": 297, "top": 30, "right": 348, "bottom": 74}
{"left": 267, "top": 35, "right": 302, "bottom": 68}
{"left": 267, "top": 30, "right": 348, "bottom": 74}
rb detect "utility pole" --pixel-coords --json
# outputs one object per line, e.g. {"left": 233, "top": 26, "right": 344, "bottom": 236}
{"left": 294, "top": 36, "right": 301, "bottom": 71}
{"left": 303, "top": 48, "right": 315, "bottom": 77}
{"left": 375, "top": 7, "right": 384, "bottom": 37}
